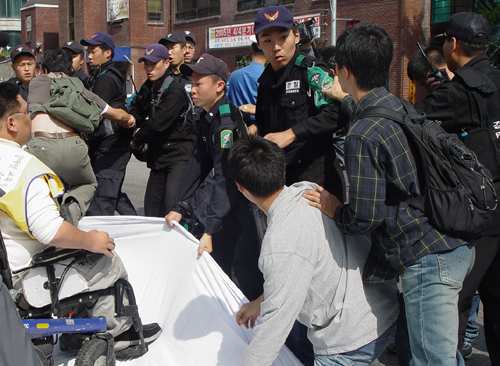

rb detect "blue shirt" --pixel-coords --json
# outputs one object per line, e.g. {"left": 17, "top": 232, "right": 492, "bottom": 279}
{"left": 227, "top": 62, "right": 264, "bottom": 119}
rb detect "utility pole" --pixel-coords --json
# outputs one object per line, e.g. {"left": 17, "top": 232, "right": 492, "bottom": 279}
{"left": 330, "top": 0, "right": 336, "bottom": 45}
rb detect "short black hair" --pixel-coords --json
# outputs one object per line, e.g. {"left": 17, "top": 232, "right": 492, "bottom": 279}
{"left": 320, "top": 46, "right": 336, "bottom": 70}
{"left": 451, "top": 36, "right": 488, "bottom": 57}
{"left": 251, "top": 42, "right": 264, "bottom": 56}
{"left": 228, "top": 135, "right": 286, "bottom": 198}
{"left": 98, "top": 43, "right": 115, "bottom": 60}
{"left": 0, "top": 82, "right": 21, "bottom": 121}
{"left": 335, "top": 23, "right": 393, "bottom": 90}
{"left": 407, "top": 45, "right": 445, "bottom": 81}
{"left": 41, "top": 48, "right": 73, "bottom": 75}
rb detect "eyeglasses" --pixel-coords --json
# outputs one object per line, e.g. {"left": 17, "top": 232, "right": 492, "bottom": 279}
{"left": 9, "top": 111, "right": 29, "bottom": 117}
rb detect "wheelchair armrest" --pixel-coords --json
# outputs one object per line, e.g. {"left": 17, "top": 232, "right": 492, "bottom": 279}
{"left": 32, "top": 248, "right": 82, "bottom": 266}
{"left": 32, "top": 248, "right": 104, "bottom": 267}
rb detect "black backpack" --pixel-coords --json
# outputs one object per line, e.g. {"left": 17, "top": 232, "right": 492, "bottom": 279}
{"left": 358, "top": 99, "right": 497, "bottom": 240}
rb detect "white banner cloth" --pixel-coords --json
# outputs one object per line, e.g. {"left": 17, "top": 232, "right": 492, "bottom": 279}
{"left": 52, "top": 216, "right": 303, "bottom": 366}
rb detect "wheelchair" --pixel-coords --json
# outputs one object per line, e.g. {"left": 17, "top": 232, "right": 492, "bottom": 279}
{"left": 0, "top": 229, "right": 150, "bottom": 366}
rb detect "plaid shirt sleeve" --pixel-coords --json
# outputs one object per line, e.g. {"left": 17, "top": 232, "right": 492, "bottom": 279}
{"left": 334, "top": 133, "right": 387, "bottom": 234}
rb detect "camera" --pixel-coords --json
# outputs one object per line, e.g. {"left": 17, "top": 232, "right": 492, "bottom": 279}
{"left": 295, "top": 18, "right": 316, "bottom": 47}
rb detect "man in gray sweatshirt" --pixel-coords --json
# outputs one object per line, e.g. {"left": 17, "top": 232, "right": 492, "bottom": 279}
{"left": 228, "top": 135, "right": 399, "bottom": 366}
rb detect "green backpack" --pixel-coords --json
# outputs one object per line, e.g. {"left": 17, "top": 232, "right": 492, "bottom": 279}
{"left": 41, "top": 77, "right": 101, "bottom": 134}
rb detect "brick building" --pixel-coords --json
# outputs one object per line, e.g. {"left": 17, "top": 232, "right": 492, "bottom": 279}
{"left": 20, "top": 0, "right": 59, "bottom": 60}
{"left": 14, "top": 0, "right": 490, "bottom": 98}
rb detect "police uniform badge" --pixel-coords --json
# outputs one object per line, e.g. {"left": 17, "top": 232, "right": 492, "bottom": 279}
{"left": 220, "top": 130, "right": 233, "bottom": 148}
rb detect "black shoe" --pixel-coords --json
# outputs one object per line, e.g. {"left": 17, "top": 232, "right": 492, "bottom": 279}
{"left": 461, "top": 341, "right": 473, "bottom": 359}
{"left": 59, "top": 333, "right": 91, "bottom": 352}
{"left": 60, "top": 201, "right": 82, "bottom": 226}
{"left": 115, "top": 323, "right": 162, "bottom": 355}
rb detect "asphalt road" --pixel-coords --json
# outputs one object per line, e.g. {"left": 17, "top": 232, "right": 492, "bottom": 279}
{"left": 122, "top": 156, "right": 491, "bottom": 366}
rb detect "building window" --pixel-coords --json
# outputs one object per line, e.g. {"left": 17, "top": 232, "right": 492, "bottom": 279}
{"left": 26, "top": 15, "right": 31, "bottom": 42}
{"left": 176, "top": 0, "right": 220, "bottom": 21}
{"left": 0, "top": 0, "right": 24, "bottom": 18}
{"left": 431, "top": 0, "right": 452, "bottom": 23}
{"left": 237, "top": 0, "right": 294, "bottom": 12}
{"left": 148, "top": 0, "right": 163, "bottom": 22}
{"left": 68, "top": 0, "right": 75, "bottom": 40}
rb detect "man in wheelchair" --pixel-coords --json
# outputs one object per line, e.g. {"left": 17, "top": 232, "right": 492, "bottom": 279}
{"left": 0, "top": 82, "right": 161, "bottom": 364}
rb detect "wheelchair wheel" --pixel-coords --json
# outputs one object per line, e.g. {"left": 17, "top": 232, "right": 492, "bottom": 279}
{"left": 75, "top": 338, "right": 115, "bottom": 366}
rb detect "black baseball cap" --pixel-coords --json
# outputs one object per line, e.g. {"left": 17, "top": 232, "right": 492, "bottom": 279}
{"left": 159, "top": 31, "right": 187, "bottom": 46}
{"left": 81, "top": 31, "right": 116, "bottom": 51}
{"left": 436, "top": 13, "right": 491, "bottom": 45}
{"left": 254, "top": 5, "right": 294, "bottom": 35}
{"left": 10, "top": 44, "right": 35, "bottom": 63}
{"left": 180, "top": 53, "right": 229, "bottom": 82}
{"left": 138, "top": 43, "right": 170, "bottom": 63}
{"left": 62, "top": 40, "right": 85, "bottom": 55}
{"left": 183, "top": 30, "right": 196, "bottom": 45}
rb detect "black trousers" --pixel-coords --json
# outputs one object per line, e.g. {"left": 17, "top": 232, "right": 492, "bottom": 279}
{"left": 199, "top": 202, "right": 263, "bottom": 302}
{"left": 144, "top": 161, "right": 189, "bottom": 217}
{"left": 458, "top": 234, "right": 500, "bottom": 365}
{"left": 87, "top": 141, "right": 136, "bottom": 216}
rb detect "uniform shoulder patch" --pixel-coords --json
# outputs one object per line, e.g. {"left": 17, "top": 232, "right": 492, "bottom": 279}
{"left": 220, "top": 130, "right": 233, "bottom": 149}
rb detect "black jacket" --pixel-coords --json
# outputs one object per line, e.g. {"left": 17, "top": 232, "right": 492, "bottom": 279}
{"left": 255, "top": 47, "right": 348, "bottom": 166}
{"left": 7, "top": 77, "right": 29, "bottom": 101}
{"left": 167, "top": 67, "right": 191, "bottom": 91}
{"left": 172, "top": 96, "right": 240, "bottom": 234}
{"left": 129, "top": 71, "right": 196, "bottom": 170}
{"left": 74, "top": 68, "right": 89, "bottom": 89}
{"left": 415, "top": 54, "right": 500, "bottom": 235}
{"left": 88, "top": 60, "right": 129, "bottom": 143}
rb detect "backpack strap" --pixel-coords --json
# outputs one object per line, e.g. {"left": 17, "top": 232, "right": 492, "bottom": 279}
{"left": 152, "top": 76, "right": 193, "bottom": 132}
{"left": 357, "top": 106, "right": 405, "bottom": 124}
{"left": 356, "top": 102, "right": 427, "bottom": 211}
{"left": 155, "top": 76, "right": 174, "bottom": 107}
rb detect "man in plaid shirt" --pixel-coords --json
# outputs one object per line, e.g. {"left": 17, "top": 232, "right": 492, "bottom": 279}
{"left": 304, "top": 23, "right": 473, "bottom": 366}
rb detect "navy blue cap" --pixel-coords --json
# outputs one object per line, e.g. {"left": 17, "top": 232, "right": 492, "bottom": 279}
{"left": 183, "top": 30, "right": 196, "bottom": 45}
{"left": 10, "top": 44, "right": 35, "bottom": 63}
{"left": 180, "top": 53, "right": 229, "bottom": 82}
{"left": 159, "top": 31, "right": 186, "bottom": 46}
{"left": 138, "top": 44, "right": 170, "bottom": 63}
{"left": 80, "top": 32, "right": 115, "bottom": 51}
{"left": 62, "top": 40, "right": 85, "bottom": 55}
{"left": 436, "top": 13, "right": 491, "bottom": 45}
{"left": 254, "top": 5, "right": 294, "bottom": 35}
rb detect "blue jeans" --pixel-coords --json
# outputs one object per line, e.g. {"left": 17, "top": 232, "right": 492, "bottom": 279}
{"left": 400, "top": 245, "right": 474, "bottom": 366}
{"left": 464, "top": 291, "right": 480, "bottom": 344}
{"left": 314, "top": 322, "right": 396, "bottom": 366}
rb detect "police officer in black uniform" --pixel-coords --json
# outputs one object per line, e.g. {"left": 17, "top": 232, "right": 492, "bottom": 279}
{"left": 129, "top": 44, "right": 196, "bottom": 217}
{"left": 80, "top": 31, "right": 136, "bottom": 216}
{"left": 415, "top": 13, "right": 500, "bottom": 363}
{"left": 158, "top": 31, "right": 191, "bottom": 90}
{"left": 62, "top": 40, "right": 90, "bottom": 88}
{"left": 7, "top": 45, "right": 36, "bottom": 101}
{"left": 165, "top": 54, "right": 263, "bottom": 301}
{"left": 252, "top": 6, "right": 348, "bottom": 200}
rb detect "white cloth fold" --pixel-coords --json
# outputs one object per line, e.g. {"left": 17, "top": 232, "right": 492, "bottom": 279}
{"left": 52, "top": 216, "right": 302, "bottom": 366}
